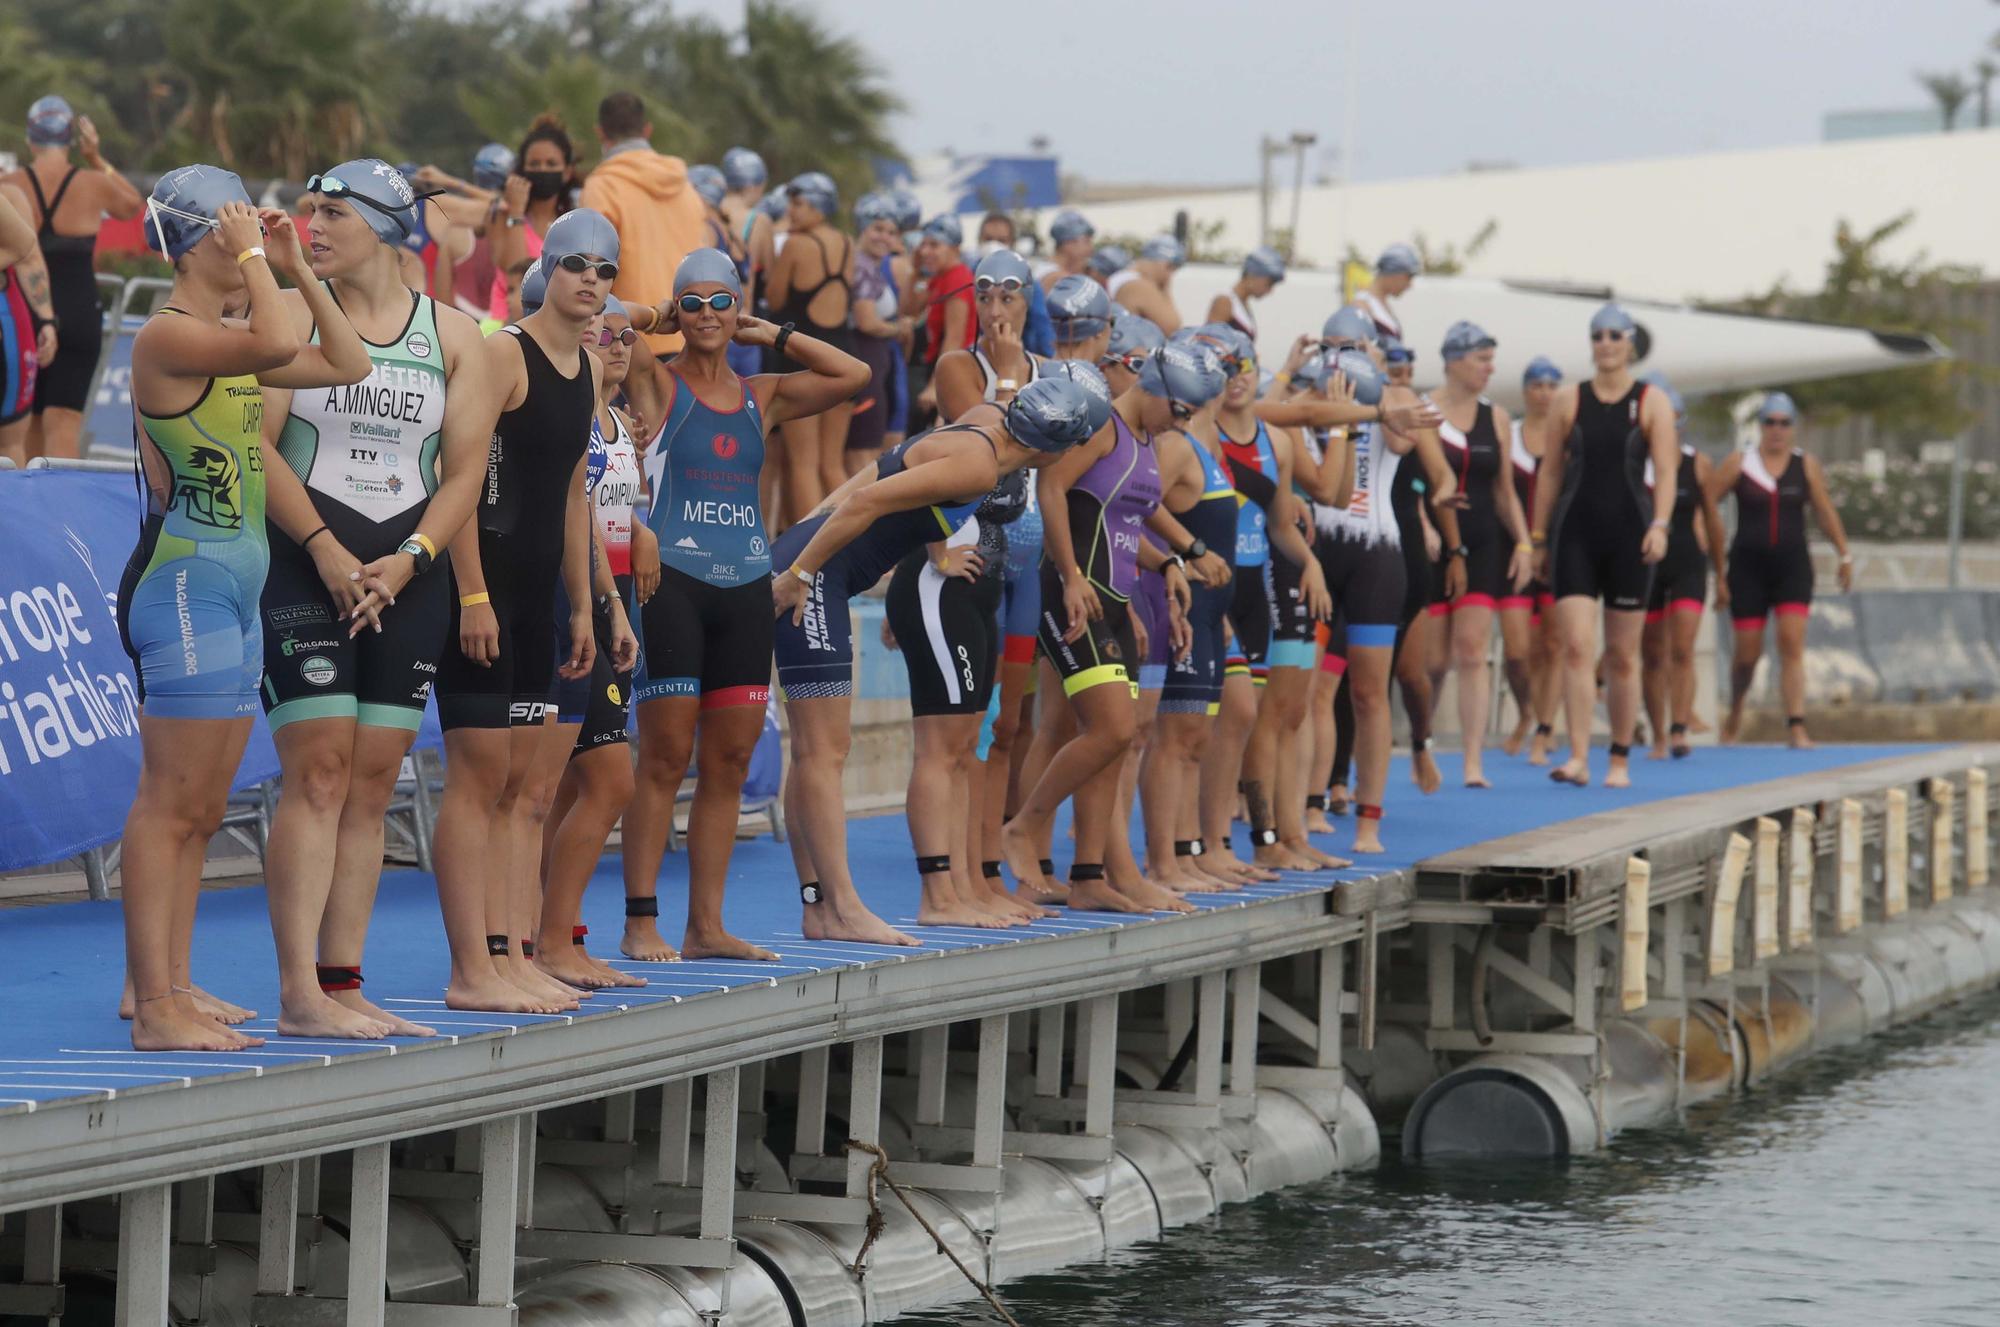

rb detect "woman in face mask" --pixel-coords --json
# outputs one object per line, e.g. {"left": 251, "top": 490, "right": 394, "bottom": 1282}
{"left": 487, "top": 114, "right": 578, "bottom": 324}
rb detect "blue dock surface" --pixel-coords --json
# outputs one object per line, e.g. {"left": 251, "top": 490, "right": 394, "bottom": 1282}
{"left": 0, "top": 744, "right": 1940, "bottom": 1115}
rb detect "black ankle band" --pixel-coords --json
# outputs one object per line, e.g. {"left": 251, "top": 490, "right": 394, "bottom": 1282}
{"left": 1174, "top": 839, "right": 1197, "bottom": 858}
{"left": 1189, "top": 838, "right": 1207, "bottom": 857}
{"left": 1670, "top": 723, "right": 1688, "bottom": 736}
{"left": 625, "top": 897, "right": 659, "bottom": 919}
{"left": 1038, "top": 858, "right": 1056, "bottom": 878}
{"left": 981, "top": 860, "right": 1003, "bottom": 879}
{"left": 1788, "top": 715, "right": 1806, "bottom": 727}
{"left": 1306, "top": 793, "right": 1326, "bottom": 811}
{"left": 800, "top": 881, "right": 823, "bottom": 904}
{"left": 572, "top": 925, "right": 588, "bottom": 946}
{"left": 1069, "top": 862, "right": 1106, "bottom": 882}
{"left": 316, "top": 965, "right": 362, "bottom": 992}
{"left": 1608, "top": 743, "right": 1631, "bottom": 759}
{"left": 1253, "top": 827, "right": 1279, "bottom": 847}
{"left": 916, "top": 854, "right": 952, "bottom": 875}
{"left": 1535, "top": 723, "right": 1553, "bottom": 737}
{"left": 520, "top": 939, "right": 537, "bottom": 959}
{"left": 485, "top": 934, "right": 510, "bottom": 957}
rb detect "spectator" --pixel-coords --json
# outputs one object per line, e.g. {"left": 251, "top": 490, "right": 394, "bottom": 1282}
{"left": 579, "top": 91, "right": 706, "bottom": 360}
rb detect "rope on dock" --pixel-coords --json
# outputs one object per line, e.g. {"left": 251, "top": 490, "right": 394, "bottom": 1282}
{"left": 845, "top": 1139, "right": 1025, "bottom": 1327}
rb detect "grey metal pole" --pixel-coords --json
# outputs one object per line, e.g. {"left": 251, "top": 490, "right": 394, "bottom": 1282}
{"left": 1258, "top": 135, "right": 1274, "bottom": 247}
{"left": 1947, "top": 432, "right": 1967, "bottom": 589}
{"left": 1288, "top": 139, "right": 1309, "bottom": 251}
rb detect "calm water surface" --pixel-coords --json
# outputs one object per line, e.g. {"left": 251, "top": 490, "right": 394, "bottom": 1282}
{"left": 902, "top": 991, "right": 2000, "bottom": 1327}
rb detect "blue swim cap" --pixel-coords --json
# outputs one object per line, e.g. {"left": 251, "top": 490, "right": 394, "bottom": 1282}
{"left": 1041, "top": 359, "right": 1115, "bottom": 435}
{"left": 144, "top": 164, "right": 252, "bottom": 261}
{"left": 1139, "top": 340, "right": 1228, "bottom": 406}
{"left": 1376, "top": 242, "right": 1421, "bottom": 276}
{"left": 1440, "top": 319, "right": 1497, "bottom": 362}
{"left": 673, "top": 246, "right": 742, "bottom": 298}
{"left": 1047, "top": 274, "right": 1113, "bottom": 341}
{"left": 1105, "top": 313, "right": 1165, "bottom": 359}
{"left": 1004, "top": 376, "right": 1097, "bottom": 453}
{"left": 601, "top": 294, "right": 630, "bottom": 322}
{"left": 758, "top": 185, "right": 790, "bottom": 220}
{"left": 473, "top": 142, "right": 515, "bottom": 190}
{"left": 26, "top": 95, "right": 75, "bottom": 149}
{"left": 922, "top": 214, "right": 963, "bottom": 247}
{"left": 1639, "top": 370, "right": 1685, "bottom": 421}
{"left": 1049, "top": 209, "right": 1094, "bottom": 245}
{"left": 521, "top": 258, "right": 547, "bottom": 314}
{"left": 1322, "top": 304, "right": 1379, "bottom": 346}
{"left": 788, "top": 171, "right": 838, "bottom": 217}
{"left": 1383, "top": 337, "right": 1415, "bottom": 365}
{"left": 542, "top": 208, "right": 620, "bottom": 267}
{"left": 1334, "top": 349, "right": 1385, "bottom": 406}
{"left": 1759, "top": 391, "right": 1798, "bottom": 422}
{"left": 1590, "top": 302, "right": 1636, "bottom": 335}
{"left": 1522, "top": 355, "right": 1563, "bottom": 385}
{"left": 974, "top": 247, "right": 1033, "bottom": 287}
{"left": 1242, "top": 245, "right": 1287, "bottom": 283}
{"left": 1089, "top": 244, "right": 1130, "bottom": 278}
{"left": 721, "top": 147, "right": 767, "bottom": 190}
{"left": 1139, "top": 234, "right": 1186, "bottom": 266}
{"left": 1182, "top": 323, "right": 1254, "bottom": 374}
{"left": 689, "top": 164, "right": 727, "bottom": 209}
{"left": 890, "top": 189, "right": 922, "bottom": 231}
{"left": 311, "top": 158, "right": 421, "bottom": 245}
{"left": 853, "top": 192, "right": 897, "bottom": 227}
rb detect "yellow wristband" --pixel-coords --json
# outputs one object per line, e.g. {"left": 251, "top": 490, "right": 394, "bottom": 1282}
{"left": 458, "top": 592, "right": 490, "bottom": 607}
{"left": 236, "top": 245, "right": 266, "bottom": 266}
{"left": 411, "top": 533, "right": 437, "bottom": 559}
{"left": 790, "top": 565, "right": 816, "bottom": 586}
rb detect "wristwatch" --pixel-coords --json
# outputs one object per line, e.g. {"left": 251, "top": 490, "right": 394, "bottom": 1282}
{"left": 1447, "top": 545, "right": 1469, "bottom": 561}
{"left": 594, "top": 591, "right": 616, "bottom": 616}
{"left": 1178, "top": 538, "right": 1208, "bottom": 560}
{"left": 396, "top": 537, "right": 434, "bottom": 575}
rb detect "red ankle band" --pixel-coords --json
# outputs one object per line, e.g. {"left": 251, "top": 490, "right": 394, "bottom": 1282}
{"left": 1357, "top": 804, "right": 1384, "bottom": 821}
{"left": 572, "top": 925, "right": 589, "bottom": 945}
{"left": 316, "top": 964, "right": 363, "bottom": 992}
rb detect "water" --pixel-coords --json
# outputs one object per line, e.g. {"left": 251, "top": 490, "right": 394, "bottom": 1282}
{"left": 901, "top": 992, "right": 2000, "bottom": 1327}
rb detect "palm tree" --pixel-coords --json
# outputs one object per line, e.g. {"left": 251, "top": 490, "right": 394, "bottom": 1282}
{"left": 1977, "top": 60, "right": 1997, "bottom": 128}
{"left": 1916, "top": 70, "right": 1972, "bottom": 131}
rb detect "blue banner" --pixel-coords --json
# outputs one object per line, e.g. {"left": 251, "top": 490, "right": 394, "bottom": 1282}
{"left": 0, "top": 471, "right": 295, "bottom": 870}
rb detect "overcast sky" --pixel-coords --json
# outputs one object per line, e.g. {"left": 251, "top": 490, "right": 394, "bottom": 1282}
{"left": 673, "top": 0, "right": 1999, "bottom": 183}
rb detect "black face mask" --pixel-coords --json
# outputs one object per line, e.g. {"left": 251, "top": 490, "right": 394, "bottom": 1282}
{"left": 524, "top": 169, "right": 567, "bottom": 200}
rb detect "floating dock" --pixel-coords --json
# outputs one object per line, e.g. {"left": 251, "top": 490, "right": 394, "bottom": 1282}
{"left": 0, "top": 743, "right": 1994, "bottom": 1325}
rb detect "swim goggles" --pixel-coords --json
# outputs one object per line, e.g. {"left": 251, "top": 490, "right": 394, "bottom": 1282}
{"left": 677, "top": 291, "right": 737, "bottom": 313}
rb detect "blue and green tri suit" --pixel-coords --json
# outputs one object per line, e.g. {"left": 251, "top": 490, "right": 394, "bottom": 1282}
{"left": 117, "top": 364, "right": 269, "bottom": 720}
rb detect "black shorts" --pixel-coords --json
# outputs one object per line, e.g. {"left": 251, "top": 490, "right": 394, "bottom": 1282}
{"left": 887, "top": 552, "right": 999, "bottom": 716}
{"left": 1162, "top": 578, "right": 1229, "bottom": 714}
{"left": 1270, "top": 551, "right": 1314, "bottom": 642}
{"left": 1647, "top": 549, "right": 1708, "bottom": 618}
{"left": 1553, "top": 518, "right": 1652, "bottom": 613}
{"left": 1727, "top": 543, "right": 1813, "bottom": 628}
{"left": 35, "top": 284, "right": 100, "bottom": 414}
{"left": 555, "top": 574, "right": 635, "bottom": 750}
{"left": 637, "top": 566, "right": 774, "bottom": 709}
{"left": 1320, "top": 532, "right": 1406, "bottom": 653}
{"left": 260, "top": 508, "right": 449, "bottom": 733}
{"left": 1038, "top": 563, "right": 1137, "bottom": 699}
{"left": 1398, "top": 516, "right": 1434, "bottom": 626}
{"left": 436, "top": 534, "right": 559, "bottom": 730}
{"left": 1224, "top": 561, "right": 1274, "bottom": 678}
{"left": 848, "top": 333, "right": 898, "bottom": 452}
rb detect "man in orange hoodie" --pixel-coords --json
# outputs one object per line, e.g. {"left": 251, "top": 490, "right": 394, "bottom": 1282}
{"left": 580, "top": 91, "right": 707, "bottom": 360}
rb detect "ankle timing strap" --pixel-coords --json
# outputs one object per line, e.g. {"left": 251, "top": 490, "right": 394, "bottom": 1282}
{"left": 1357, "top": 804, "right": 1384, "bottom": 822}
{"left": 915, "top": 854, "right": 952, "bottom": 875}
{"left": 1608, "top": 742, "right": 1632, "bottom": 759}
{"left": 520, "top": 939, "right": 537, "bottom": 959}
{"left": 572, "top": 925, "right": 589, "bottom": 946}
{"left": 1069, "top": 862, "right": 1106, "bottom": 882}
{"left": 1534, "top": 723, "right": 1554, "bottom": 737}
{"left": 625, "top": 897, "right": 659, "bottom": 919}
{"left": 485, "top": 934, "right": 510, "bottom": 957}
{"left": 1038, "top": 858, "right": 1056, "bottom": 879}
{"left": 316, "top": 965, "right": 362, "bottom": 993}
{"left": 981, "top": 860, "right": 1002, "bottom": 879}
{"left": 1669, "top": 723, "right": 1688, "bottom": 736}
{"left": 1306, "top": 793, "right": 1326, "bottom": 811}
{"left": 800, "top": 881, "right": 822, "bottom": 904}
{"left": 1173, "top": 839, "right": 1199, "bottom": 858}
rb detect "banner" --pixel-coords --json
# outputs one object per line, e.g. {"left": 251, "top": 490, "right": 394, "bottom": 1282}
{"left": 0, "top": 471, "right": 292, "bottom": 870}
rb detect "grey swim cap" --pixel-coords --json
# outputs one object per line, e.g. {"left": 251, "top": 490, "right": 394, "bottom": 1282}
{"left": 1004, "top": 376, "right": 1097, "bottom": 453}
{"left": 1139, "top": 234, "right": 1187, "bottom": 266}
{"left": 1440, "top": 319, "right": 1497, "bottom": 362}
{"left": 922, "top": 214, "right": 964, "bottom": 247}
{"left": 1242, "top": 245, "right": 1287, "bottom": 283}
{"left": 1759, "top": 390, "right": 1798, "bottom": 422}
{"left": 673, "top": 246, "right": 743, "bottom": 297}
{"left": 521, "top": 258, "right": 547, "bottom": 313}
{"left": 1376, "top": 242, "right": 1421, "bottom": 276}
{"left": 145, "top": 164, "right": 252, "bottom": 262}
{"left": 758, "top": 186, "right": 790, "bottom": 220}
{"left": 27, "top": 95, "right": 75, "bottom": 149}
{"left": 1105, "top": 313, "right": 1166, "bottom": 359}
{"left": 1049, "top": 209, "right": 1095, "bottom": 245}
{"left": 1321, "top": 304, "right": 1379, "bottom": 346}
{"left": 1047, "top": 273, "right": 1113, "bottom": 341}
{"left": 974, "top": 247, "right": 1034, "bottom": 287}
{"left": 542, "top": 208, "right": 621, "bottom": 267}
{"left": 1334, "top": 348, "right": 1384, "bottom": 406}
{"left": 890, "top": 189, "right": 922, "bottom": 231}
{"left": 473, "top": 143, "right": 515, "bottom": 190}
{"left": 1590, "top": 302, "right": 1636, "bottom": 335}
{"left": 853, "top": 192, "right": 897, "bottom": 227}
{"left": 1041, "top": 359, "right": 1115, "bottom": 434}
{"left": 1522, "top": 355, "right": 1562, "bottom": 385}
{"left": 1089, "top": 244, "right": 1131, "bottom": 278}
{"left": 721, "top": 147, "right": 767, "bottom": 190}
{"left": 689, "top": 164, "right": 727, "bottom": 209}
{"left": 1139, "top": 340, "right": 1227, "bottom": 406}
{"left": 312, "top": 158, "right": 421, "bottom": 244}
{"left": 788, "top": 171, "right": 838, "bottom": 217}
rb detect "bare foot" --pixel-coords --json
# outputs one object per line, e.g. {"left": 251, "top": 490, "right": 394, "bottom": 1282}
{"left": 1255, "top": 844, "right": 1322, "bottom": 872}
{"left": 1111, "top": 874, "right": 1197, "bottom": 914}
{"left": 980, "top": 883, "right": 1056, "bottom": 920}
{"left": 621, "top": 917, "right": 680, "bottom": 962}
{"left": 1013, "top": 878, "right": 1070, "bottom": 909}
{"left": 1065, "top": 878, "right": 1151, "bottom": 913}
{"left": 1527, "top": 731, "right": 1552, "bottom": 766}
{"left": 535, "top": 949, "right": 621, "bottom": 990}
{"left": 1789, "top": 730, "right": 1814, "bottom": 749}
{"left": 802, "top": 899, "right": 920, "bottom": 946}
{"left": 1502, "top": 717, "right": 1531, "bottom": 757}
{"left": 577, "top": 950, "right": 648, "bottom": 987}
{"left": 1412, "top": 747, "right": 1443, "bottom": 794}
{"left": 330, "top": 989, "right": 439, "bottom": 1037}
{"left": 446, "top": 973, "right": 566, "bottom": 1014}
{"left": 1351, "top": 827, "right": 1386, "bottom": 855}
{"left": 277, "top": 991, "right": 390, "bottom": 1040}
{"left": 1648, "top": 742, "right": 1670, "bottom": 760}
{"left": 1187, "top": 863, "right": 1246, "bottom": 892}
{"left": 681, "top": 927, "right": 779, "bottom": 960}
{"left": 1550, "top": 758, "right": 1591, "bottom": 787}
{"left": 916, "top": 899, "right": 1016, "bottom": 928}
{"left": 1206, "top": 851, "right": 1278, "bottom": 883}
{"left": 1304, "top": 809, "right": 1336, "bottom": 835}
{"left": 504, "top": 956, "right": 584, "bottom": 1009}
{"left": 999, "top": 820, "right": 1061, "bottom": 899}
{"left": 1464, "top": 766, "right": 1492, "bottom": 789}
{"left": 1604, "top": 754, "right": 1632, "bottom": 790}
{"left": 1688, "top": 712, "right": 1711, "bottom": 735}
{"left": 1720, "top": 708, "right": 1743, "bottom": 746}
{"left": 132, "top": 994, "right": 261, "bottom": 1051}
{"left": 1286, "top": 838, "right": 1353, "bottom": 870}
